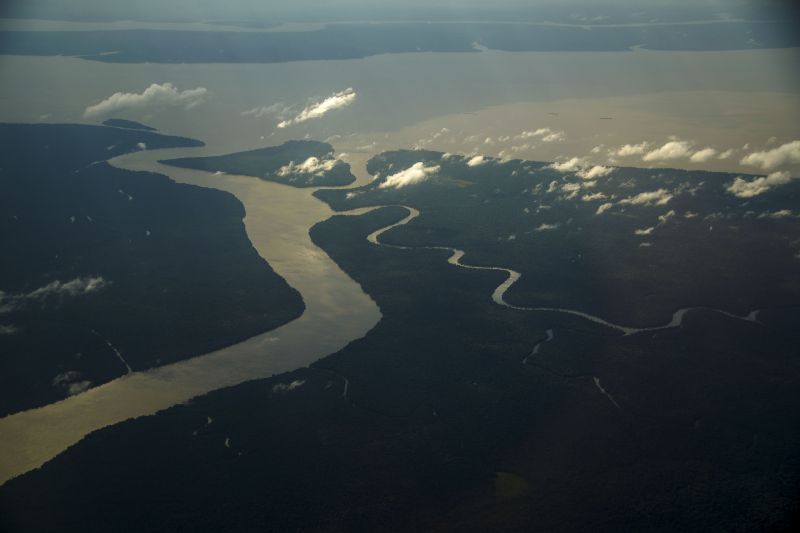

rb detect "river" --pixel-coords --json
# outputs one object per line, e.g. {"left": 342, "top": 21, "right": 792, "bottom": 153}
{"left": 0, "top": 146, "right": 381, "bottom": 485}
{"left": 0, "top": 36, "right": 797, "bottom": 485}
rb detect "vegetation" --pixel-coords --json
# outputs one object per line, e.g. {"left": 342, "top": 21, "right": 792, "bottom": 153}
{"left": 2, "top": 205, "right": 798, "bottom": 532}
{"left": 0, "top": 124, "right": 304, "bottom": 415}
{"left": 101, "top": 118, "right": 157, "bottom": 131}
{"left": 316, "top": 149, "right": 800, "bottom": 326}
{"left": 162, "top": 140, "right": 355, "bottom": 187}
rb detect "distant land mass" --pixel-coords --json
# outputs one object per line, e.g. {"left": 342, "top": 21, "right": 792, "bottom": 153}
{"left": 101, "top": 118, "right": 156, "bottom": 131}
{"left": 0, "top": 124, "right": 304, "bottom": 415}
{"left": 0, "top": 20, "right": 797, "bottom": 63}
{"left": 162, "top": 140, "right": 356, "bottom": 187}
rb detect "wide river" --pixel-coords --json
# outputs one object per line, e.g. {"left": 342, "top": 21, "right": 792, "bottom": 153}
{"left": 0, "top": 146, "right": 382, "bottom": 485}
{"left": 0, "top": 36, "right": 798, "bottom": 484}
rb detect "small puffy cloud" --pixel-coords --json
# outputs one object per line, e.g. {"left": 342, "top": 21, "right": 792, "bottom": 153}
{"left": 577, "top": 165, "right": 614, "bottom": 180}
{"left": 84, "top": 83, "right": 207, "bottom": 118}
{"left": 277, "top": 88, "right": 357, "bottom": 128}
{"left": 0, "top": 276, "right": 107, "bottom": 314}
{"left": 542, "top": 131, "right": 566, "bottom": 143}
{"left": 717, "top": 149, "right": 734, "bottom": 160}
{"left": 642, "top": 141, "right": 693, "bottom": 162}
{"left": 277, "top": 156, "right": 340, "bottom": 177}
{"left": 546, "top": 180, "right": 559, "bottom": 193}
{"left": 534, "top": 223, "right": 560, "bottom": 232}
{"left": 561, "top": 182, "right": 581, "bottom": 199}
{"left": 272, "top": 379, "right": 305, "bottom": 394}
{"left": 618, "top": 189, "right": 673, "bottom": 206}
{"left": 613, "top": 142, "right": 650, "bottom": 157}
{"left": 52, "top": 371, "right": 92, "bottom": 396}
{"left": 759, "top": 209, "right": 797, "bottom": 219}
{"left": 634, "top": 226, "right": 655, "bottom": 235}
{"left": 726, "top": 170, "right": 795, "bottom": 198}
{"left": 466, "top": 155, "right": 487, "bottom": 167}
{"left": 658, "top": 210, "right": 677, "bottom": 224}
{"left": 582, "top": 192, "right": 607, "bottom": 202}
{"left": 549, "top": 157, "right": 585, "bottom": 172}
{"left": 516, "top": 128, "right": 565, "bottom": 142}
{"left": 379, "top": 162, "right": 440, "bottom": 189}
{"left": 690, "top": 147, "right": 717, "bottom": 162}
{"left": 595, "top": 202, "right": 614, "bottom": 215}
{"left": 740, "top": 140, "right": 800, "bottom": 170}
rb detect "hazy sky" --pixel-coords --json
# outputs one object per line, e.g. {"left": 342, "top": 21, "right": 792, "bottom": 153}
{"left": 2, "top": 0, "right": 796, "bottom": 23}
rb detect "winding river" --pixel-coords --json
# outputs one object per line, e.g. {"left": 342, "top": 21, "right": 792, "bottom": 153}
{"left": 367, "top": 205, "right": 762, "bottom": 336}
{"left": 0, "top": 150, "right": 763, "bottom": 487}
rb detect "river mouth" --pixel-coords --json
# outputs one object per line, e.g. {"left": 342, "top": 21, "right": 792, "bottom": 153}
{"left": 0, "top": 143, "right": 381, "bottom": 486}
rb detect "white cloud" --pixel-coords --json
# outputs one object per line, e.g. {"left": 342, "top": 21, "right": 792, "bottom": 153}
{"left": 52, "top": 371, "right": 92, "bottom": 396}
{"left": 726, "top": 171, "right": 795, "bottom": 198}
{"left": 355, "top": 142, "right": 377, "bottom": 152}
{"left": 561, "top": 182, "right": 582, "bottom": 199}
{"left": 515, "top": 128, "right": 565, "bottom": 142}
{"left": 596, "top": 202, "right": 614, "bottom": 215}
{"left": 690, "top": 147, "right": 717, "bottom": 162}
{"left": 577, "top": 165, "right": 614, "bottom": 180}
{"left": 549, "top": 157, "right": 585, "bottom": 173}
{"left": 658, "top": 210, "right": 677, "bottom": 224}
{"left": 379, "top": 162, "right": 440, "bottom": 189}
{"left": 613, "top": 142, "right": 650, "bottom": 157}
{"left": 740, "top": 140, "right": 800, "bottom": 170}
{"left": 759, "top": 209, "right": 797, "bottom": 219}
{"left": 466, "top": 155, "right": 487, "bottom": 167}
{"left": 84, "top": 83, "right": 207, "bottom": 118}
{"left": 0, "top": 277, "right": 107, "bottom": 314}
{"left": 634, "top": 227, "right": 655, "bottom": 235}
{"left": 546, "top": 180, "right": 559, "bottom": 193}
{"left": 542, "top": 131, "right": 566, "bottom": 143}
{"left": 618, "top": 189, "right": 673, "bottom": 206}
{"left": 534, "top": 223, "right": 560, "bottom": 231}
{"left": 642, "top": 141, "right": 693, "bottom": 162}
{"left": 717, "top": 149, "right": 734, "bottom": 160}
{"left": 277, "top": 88, "right": 357, "bottom": 128}
{"left": 28, "top": 277, "right": 107, "bottom": 299}
{"left": 241, "top": 102, "right": 293, "bottom": 120}
{"left": 272, "top": 379, "right": 305, "bottom": 393}
{"left": 277, "top": 156, "right": 340, "bottom": 177}
{"left": 582, "top": 192, "right": 607, "bottom": 202}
